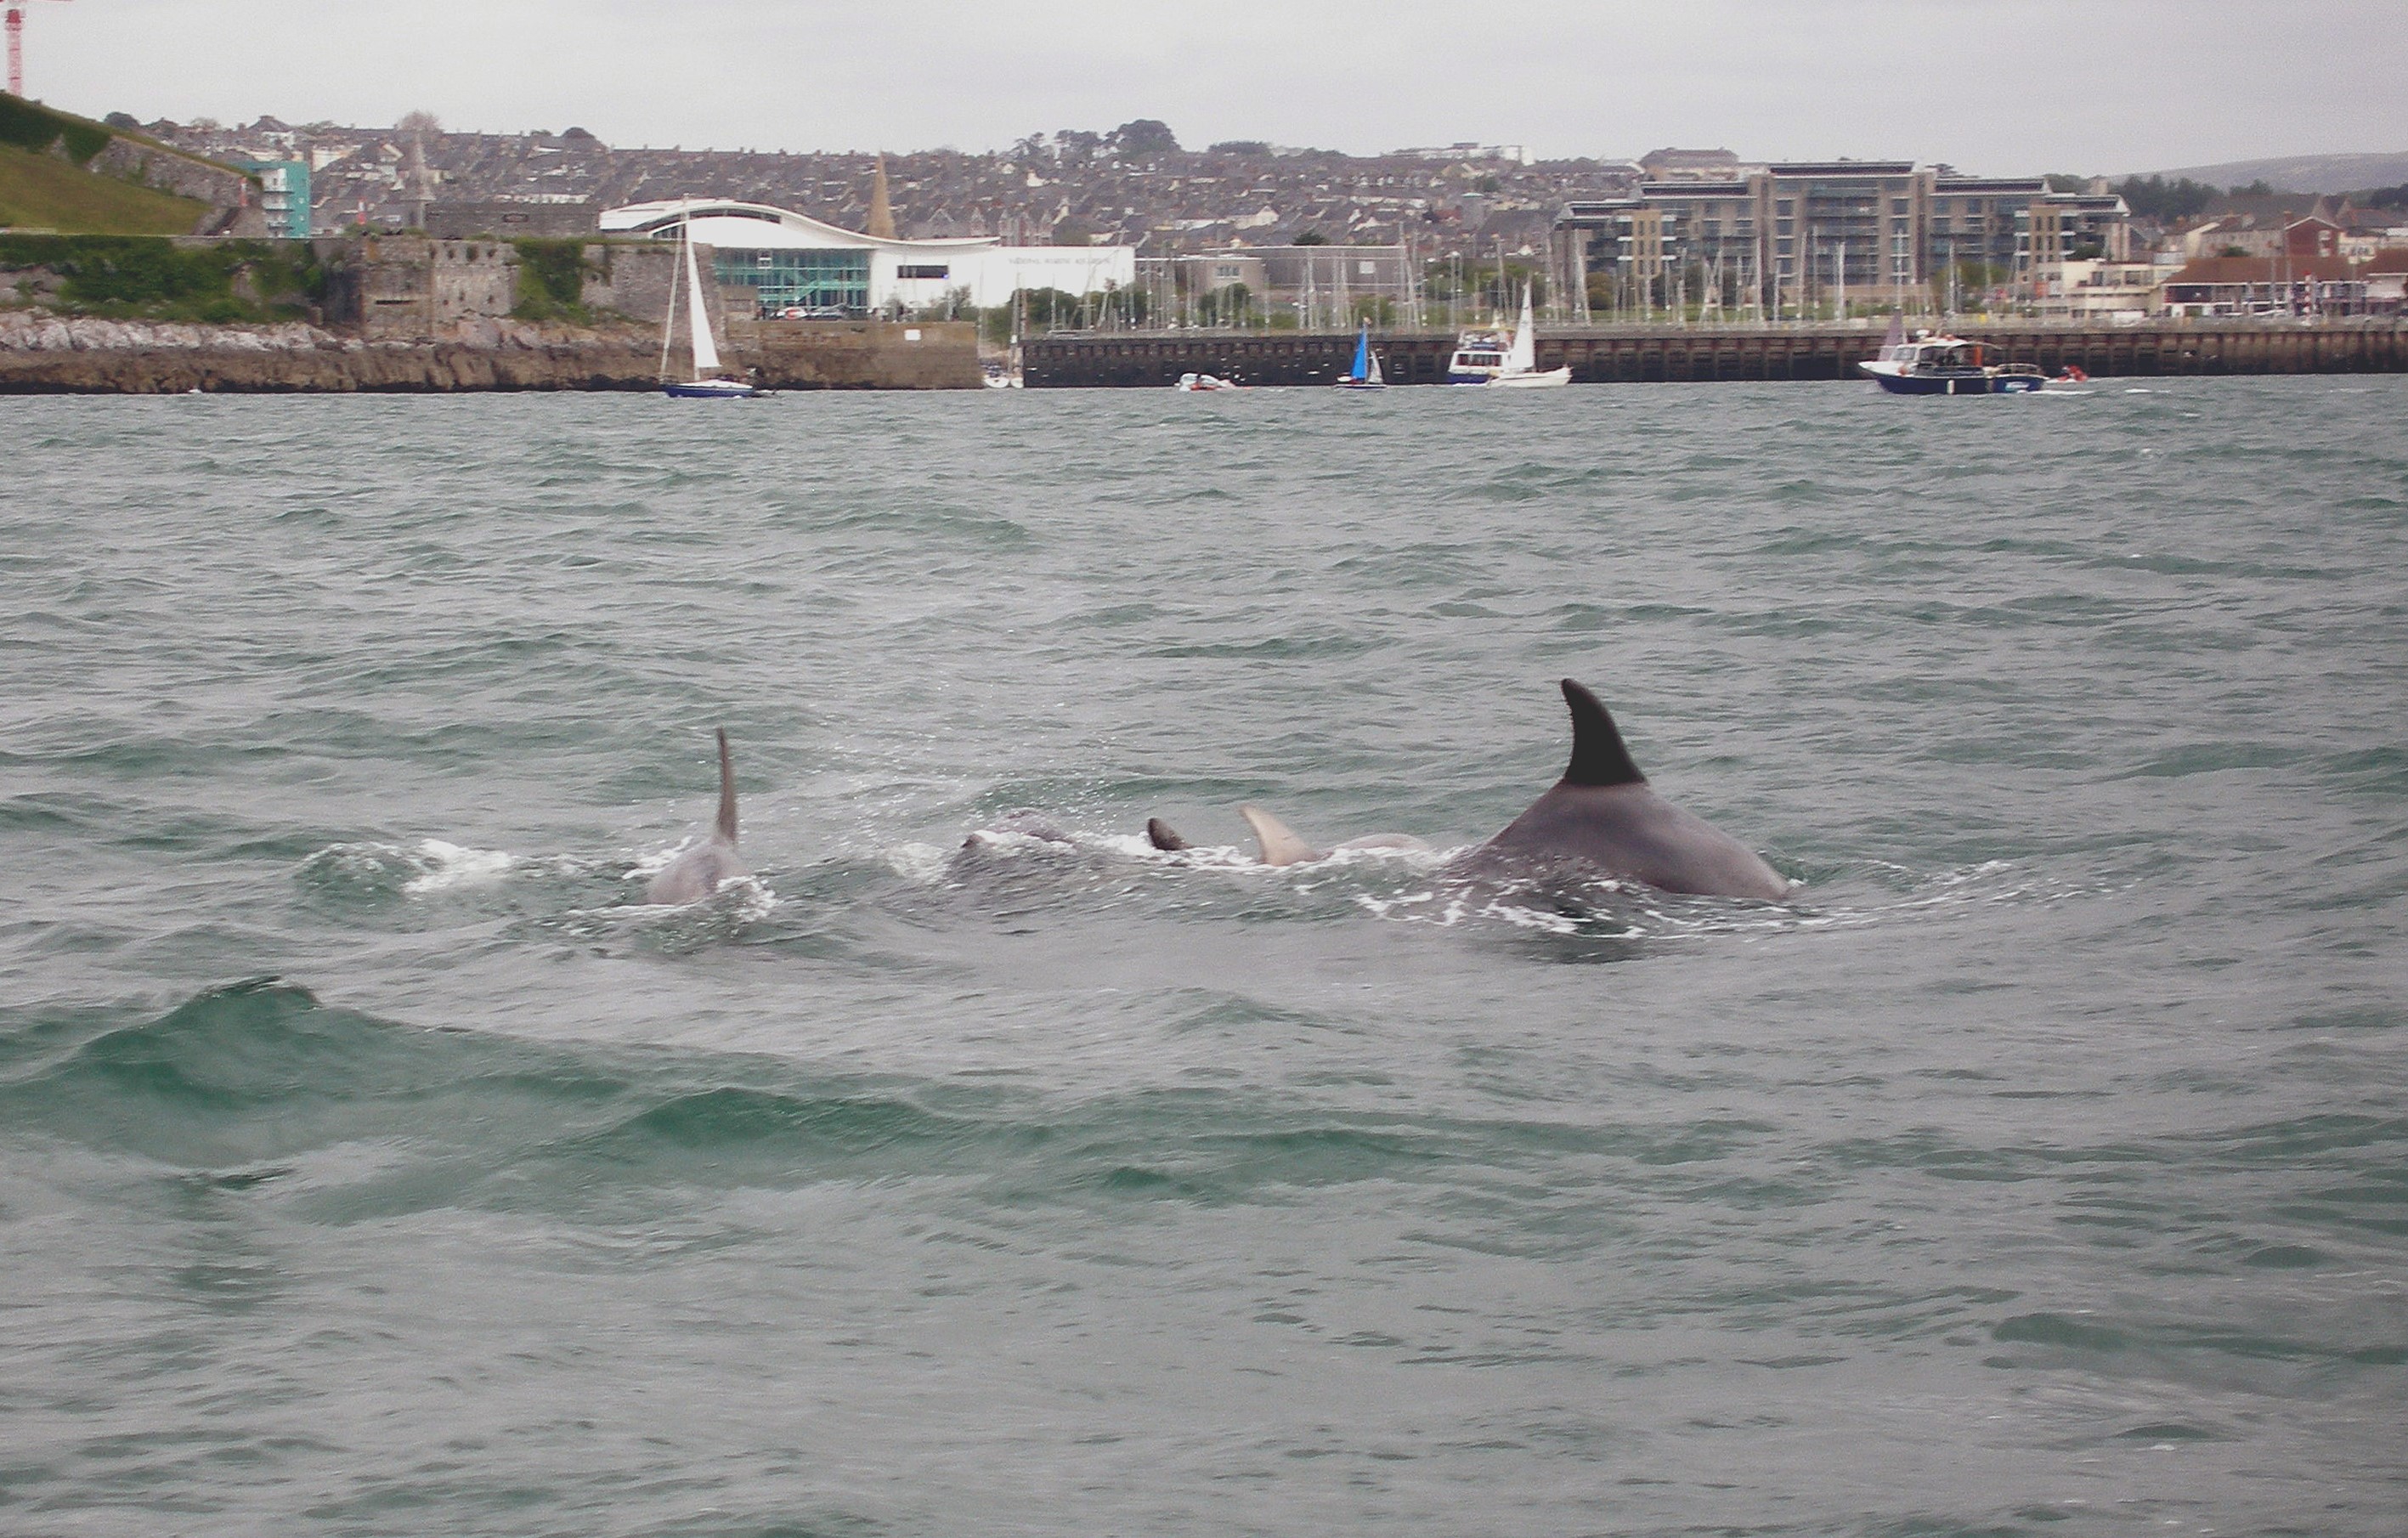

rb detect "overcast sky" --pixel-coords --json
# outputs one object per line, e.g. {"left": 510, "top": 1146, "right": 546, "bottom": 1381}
{"left": 28, "top": 0, "right": 2407, "bottom": 175}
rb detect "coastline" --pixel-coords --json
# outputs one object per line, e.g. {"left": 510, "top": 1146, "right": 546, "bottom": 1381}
{"left": 0, "top": 313, "right": 982, "bottom": 393}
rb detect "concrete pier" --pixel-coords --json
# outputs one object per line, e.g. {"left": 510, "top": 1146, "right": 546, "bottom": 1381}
{"left": 1022, "top": 324, "right": 2408, "bottom": 388}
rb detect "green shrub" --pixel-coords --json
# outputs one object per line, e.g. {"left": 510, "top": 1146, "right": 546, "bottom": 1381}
{"left": 0, "top": 94, "right": 113, "bottom": 164}
{"left": 0, "top": 234, "right": 321, "bottom": 320}
{"left": 511, "top": 238, "right": 593, "bottom": 321}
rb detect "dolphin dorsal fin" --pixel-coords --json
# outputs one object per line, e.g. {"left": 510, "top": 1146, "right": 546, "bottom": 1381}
{"left": 714, "top": 728, "right": 738, "bottom": 845}
{"left": 1559, "top": 680, "right": 1647, "bottom": 788}
{"left": 1239, "top": 805, "right": 1322, "bottom": 866}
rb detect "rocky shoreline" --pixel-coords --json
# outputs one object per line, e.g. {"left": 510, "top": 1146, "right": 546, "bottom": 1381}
{"left": 0, "top": 314, "right": 981, "bottom": 393}
{"left": 0, "top": 314, "right": 670, "bottom": 393}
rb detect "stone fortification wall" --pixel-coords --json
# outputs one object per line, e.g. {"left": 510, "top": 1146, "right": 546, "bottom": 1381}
{"left": 581, "top": 240, "right": 739, "bottom": 335}
{"left": 325, "top": 237, "right": 520, "bottom": 337}
{"left": 319, "top": 236, "right": 732, "bottom": 341}
{"left": 743, "top": 319, "right": 981, "bottom": 390}
{"left": 425, "top": 201, "right": 599, "bottom": 239}
{"left": 86, "top": 137, "right": 264, "bottom": 235}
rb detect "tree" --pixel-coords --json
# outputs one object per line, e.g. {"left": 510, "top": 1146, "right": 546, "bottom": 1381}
{"left": 397, "top": 110, "right": 442, "bottom": 137}
{"left": 2111, "top": 174, "right": 2215, "bottom": 222}
{"left": 1053, "top": 129, "right": 1103, "bottom": 168}
{"left": 1111, "top": 119, "right": 1179, "bottom": 161}
{"left": 2043, "top": 173, "right": 2088, "bottom": 193}
{"left": 1292, "top": 229, "right": 1328, "bottom": 246}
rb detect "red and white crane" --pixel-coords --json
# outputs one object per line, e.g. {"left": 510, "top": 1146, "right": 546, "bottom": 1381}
{"left": 6, "top": 0, "right": 72, "bottom": 100}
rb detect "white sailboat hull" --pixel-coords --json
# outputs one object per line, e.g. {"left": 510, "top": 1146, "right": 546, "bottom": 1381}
{"left": 1486, "top": 367, "right": 1571, "bottom": 388}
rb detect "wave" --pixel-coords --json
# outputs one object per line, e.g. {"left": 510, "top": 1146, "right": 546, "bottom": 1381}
{"left": 297, "top": 837, "right": 527, "bottom": 897}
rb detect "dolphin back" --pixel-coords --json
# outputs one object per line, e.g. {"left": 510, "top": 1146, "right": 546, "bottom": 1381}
{"left": 646, "top": 727, "right": 750, "bottom": 905}
{"left": 1482, "top": 783, "right": 1787, "bottom": 899}
{"left": 1461, "top": 681, "right": 1788, "bottom": 901}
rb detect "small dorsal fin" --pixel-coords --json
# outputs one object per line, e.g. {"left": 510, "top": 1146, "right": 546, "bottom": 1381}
{"left": 714, "top": 728, "right": 738, "bottom": 845}
{"left": 1239, "top": 805, "right": 1323, "bottom": 866}
{"left": 1559, "top": 680, "right": 1646, "bottom": 788}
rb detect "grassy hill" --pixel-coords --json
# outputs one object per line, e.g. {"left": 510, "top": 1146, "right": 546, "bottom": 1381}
{"left": 0, "top": 92, "right": 218, "bottom": 235}
{"left": 0, "top": 141, "right": 204, "bottom": 234}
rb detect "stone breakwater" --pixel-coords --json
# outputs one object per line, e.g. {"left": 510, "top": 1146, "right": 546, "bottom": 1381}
{"left": 0, "top": 315, "right": 981, "bottom": 393}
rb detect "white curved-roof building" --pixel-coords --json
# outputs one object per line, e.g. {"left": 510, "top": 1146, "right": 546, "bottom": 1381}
{"left": 601, "top": 198, "right": 1133, "bottom": 314}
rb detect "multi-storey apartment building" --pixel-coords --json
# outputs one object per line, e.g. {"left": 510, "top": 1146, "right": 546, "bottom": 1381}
{"left": 1557, "top": 161, "right": 2129, "bottom": 309}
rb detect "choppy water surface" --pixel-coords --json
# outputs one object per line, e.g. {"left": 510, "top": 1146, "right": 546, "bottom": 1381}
{"left": 3, "top": 378, "right": 2404, "bottom": 1537}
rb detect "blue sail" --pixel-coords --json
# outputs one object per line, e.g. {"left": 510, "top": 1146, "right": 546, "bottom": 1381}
{"left": 1350, "top": 325, "right": 1370, "bottom": 382}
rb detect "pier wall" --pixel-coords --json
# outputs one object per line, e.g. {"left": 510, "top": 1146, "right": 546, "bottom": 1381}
{"left": 1022, "top": 325, "right": 2408, "bottom": 387}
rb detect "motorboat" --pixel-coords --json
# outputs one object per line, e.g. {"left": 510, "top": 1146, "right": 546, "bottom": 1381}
{"left": 1444, "top": 328, "right": 1511, "bottom": 386}
{"left": 1450, "top": 284, "right": 1570, "bottom": 387}
{"left": 660, "top": 202, "right": 759, "bottom": 399}
{"left": 1859, "top": 327, "right": 2047, "bottom": 395}
{"left": 1334, "top": 322, "right": 1387, "bottom": 390}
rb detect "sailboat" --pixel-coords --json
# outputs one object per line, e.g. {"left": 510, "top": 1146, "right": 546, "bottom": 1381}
{"left": 660, "top": 204, "right": 758, "bottom": 399}
{"left": 1334, "top": 320, "right": 1387, "bottom": 390}
{"left": 1484, "top": 283, "right": 1571, "bottom": 388}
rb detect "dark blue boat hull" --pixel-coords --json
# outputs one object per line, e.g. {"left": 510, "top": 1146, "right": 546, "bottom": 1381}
{"left": 663, "top": 380, "right": 759, "bottom": 399}
{"left": 1863, "top": 366, "right": 2044, "bottom": 396}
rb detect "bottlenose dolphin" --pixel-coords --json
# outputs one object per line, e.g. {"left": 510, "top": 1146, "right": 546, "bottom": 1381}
{"left": 1146, "top": 806, "right": 1431, "bottom": 866}
{"left": 645, "top": 728, "right": 749, "bottom": 904}
{"left": 1456, "top": 681, "right": 1788, "bottom": 900}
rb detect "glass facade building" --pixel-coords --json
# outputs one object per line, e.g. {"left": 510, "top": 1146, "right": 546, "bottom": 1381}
{"left": 712, "top": 247, "right": 872, "bottom": 314}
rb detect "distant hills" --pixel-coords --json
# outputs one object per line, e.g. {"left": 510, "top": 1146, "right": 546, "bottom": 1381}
{"left": 2128, "top": 151, "right": 2408, "bottom": 195}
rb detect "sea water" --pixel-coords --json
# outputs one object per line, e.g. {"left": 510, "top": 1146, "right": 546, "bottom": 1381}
{"left": 3, "top": 378, "right": 2403, "bottom": 1536}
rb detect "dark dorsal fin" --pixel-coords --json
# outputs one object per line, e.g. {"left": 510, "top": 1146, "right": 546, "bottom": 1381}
{"left": 1559, "top": 679, "right": 1647, "bottom": 788}
{"left": 714, "top": 728, "right": 738, "bottom": 845}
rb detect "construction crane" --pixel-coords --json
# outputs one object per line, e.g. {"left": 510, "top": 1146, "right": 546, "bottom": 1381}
{"left": 6, "top": 0, "right": 71, "bottom": 100}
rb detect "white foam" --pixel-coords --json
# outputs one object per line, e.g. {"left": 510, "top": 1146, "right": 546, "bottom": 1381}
{"left": 402, "top": 840, "right": 519, "bottom": 894}
{"left": 885, "top": 841, "right": 952, "bottom": 883}
{"left": 299, "top": 838, "right": 524, "bottom": 896}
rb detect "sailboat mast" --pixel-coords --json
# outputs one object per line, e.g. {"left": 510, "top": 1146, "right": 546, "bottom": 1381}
{"left": 658, "top": 206, "right": 685, "bottom": 383}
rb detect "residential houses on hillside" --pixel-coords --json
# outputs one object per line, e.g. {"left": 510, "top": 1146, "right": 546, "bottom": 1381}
{"left": 140, "top": 116, "right": 2408, "bottom": 320}
{"left": 145, "top": 116, "right": 1631, "bottom": 263}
